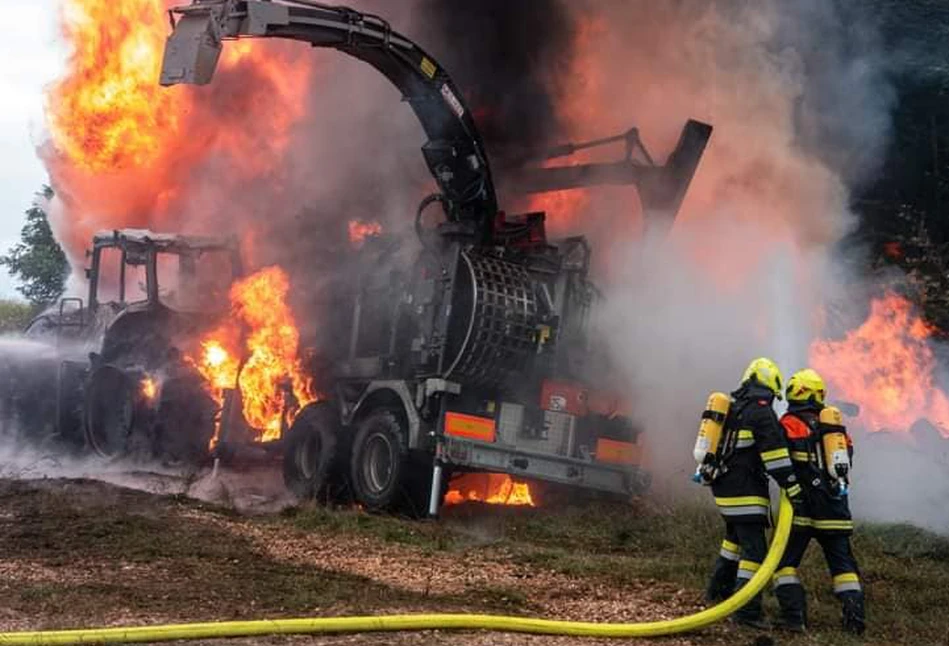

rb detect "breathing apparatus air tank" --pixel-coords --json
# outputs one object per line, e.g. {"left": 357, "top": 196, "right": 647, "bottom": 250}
{"left": 819, "top": 406, "right": 850, "bottom": 495}
{"left": 692, "top": 392, "right": 730, "bottom": 483}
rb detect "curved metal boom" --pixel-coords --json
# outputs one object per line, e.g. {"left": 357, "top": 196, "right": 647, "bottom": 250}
{"left": 161, "top": 0, "right": 497, "bottom": 231}
{"left": 160, "top": 0, "right": 713, "bottom": 238}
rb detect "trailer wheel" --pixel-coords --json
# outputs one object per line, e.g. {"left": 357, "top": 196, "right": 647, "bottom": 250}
{"left": 84, "top": 365, "right": 134, "bottom": 458}
{"left": 283, "top": 402, "right": 340, "bottom": 501}
{"left": 349, "top": 408, "right": 409, "bottom": 513}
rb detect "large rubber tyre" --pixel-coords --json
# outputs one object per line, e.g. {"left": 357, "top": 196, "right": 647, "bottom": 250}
{"left": 153, "top": 375, "right": 217, "bottom": 464}
{"left": 349, "top": 408, "right": 411, "bottom": 513}
{"left": 83, "top": 365, "right": 134, "bottom": 458}
{"left": 55, "top": 362, "right": 87, "bottom": 451}
{"left": 283, "top": 402, "right": 340, "bottom": 501}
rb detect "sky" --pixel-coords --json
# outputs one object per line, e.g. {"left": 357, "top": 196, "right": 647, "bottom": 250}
{"left": 0, "top": 0, "right": 63, "bottom": 299}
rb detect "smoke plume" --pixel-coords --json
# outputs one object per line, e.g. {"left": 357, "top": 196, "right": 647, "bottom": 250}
{"left": 562, "top": 1, "right": 947, "bottom": 531}
{"left": 35, "top": 0, "right": 948, "bottom": 530}
{"left": 412, "top": 0, "right": 575, "bottom": 165}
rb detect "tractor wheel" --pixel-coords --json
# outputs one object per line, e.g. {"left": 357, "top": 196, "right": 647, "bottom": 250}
{"left": 83, "top": 365, "right": 134, "bottom": 458}
{"left": 55, "top": 362, "right": 87, "bottom": 451}
{"left": 283, "top": 402, "right": 340, "bottom": 501}
{"left": 153, "top": 375, "right": 217, "bottom": 464}
{"left": 349, "top": 408, "right": 411, "bottom": 513}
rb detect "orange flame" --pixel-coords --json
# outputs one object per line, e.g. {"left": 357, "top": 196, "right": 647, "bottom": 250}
{"left": 810, "top": 293, "right": 949, "bottom": 438}
{"left": 525, "top": 190, "right": 591, "bottom": 233}
{"left": 44, "top": 0, "right": 313, "bottom": 262}
{"left": 191, "top": 266, "right": 316, "bottom": 442}
{"left": 48, "top": 0, "right": 180, "bottom": 173}
{"left": 140, "top": 376, "right": 159, "bottom": 403}
{"left": 517, "top": 13, "right": 606, "bottom": 235}
{"left": 444, "top": 473, "right": 536, "bottom": 507}
{"left": 348, "top": 220, "right": 383, "bottom": 246}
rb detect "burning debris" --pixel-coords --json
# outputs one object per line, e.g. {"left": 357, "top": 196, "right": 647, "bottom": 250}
{"left": 445, "top": 473, "right": 536, "bottom": 507}
{"left": 347, "top": 220, "right": 383, "bottom": 247}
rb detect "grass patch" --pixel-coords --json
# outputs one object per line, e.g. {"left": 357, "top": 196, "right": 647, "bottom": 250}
{"left": 486, "top": 500, "right": 949, "bottom": 646}
{"left": 281, "top": 503, "right": 454, "bottom": 551}
{"left": 859, "top": 521, "right": 949, "bottom": 558}
{"left": 4, "top": 478, "right": 947, "bottom": 646}
{"left": 268, "top": 495, "right": 949, "bottom": 645}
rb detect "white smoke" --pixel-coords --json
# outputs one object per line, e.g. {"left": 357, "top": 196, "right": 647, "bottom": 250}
{"left": 0, "top": 418, "right": 294, "bottom": 515}
{"left": 562, "top": 1, "right": 949, "bottom": 531}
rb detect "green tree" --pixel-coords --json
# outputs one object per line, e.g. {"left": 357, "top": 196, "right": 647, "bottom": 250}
{"left": 0, "top": 300, "right": 35, "bottom": 333}
{"left": 0, "top": 186, "right": 69, "bottom": 306}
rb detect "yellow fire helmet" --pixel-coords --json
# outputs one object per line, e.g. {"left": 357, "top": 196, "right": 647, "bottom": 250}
{"left": 786, "top": 368, "right": 826, "bottom": 406}
{"left": 741, "top": 357, "right": 784, "bottom": 400}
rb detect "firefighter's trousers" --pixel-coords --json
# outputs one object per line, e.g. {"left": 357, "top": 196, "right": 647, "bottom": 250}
{"left": 774, "top": 528, "right": 865, "bottom": 633}
{"left": 706, "top": 521, "right": 768, "bottom": 621}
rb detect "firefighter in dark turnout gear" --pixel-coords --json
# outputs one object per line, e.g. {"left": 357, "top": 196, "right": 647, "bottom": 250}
{"left": 704, "top": 358, "right": 804, "bottom": 629}
{"left": 773, "top": 369, "right": 865, "bottom": 635}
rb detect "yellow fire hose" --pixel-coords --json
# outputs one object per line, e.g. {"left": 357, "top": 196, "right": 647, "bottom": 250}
{"left": 0, "top": 495, "right": 792, "bottom": 645}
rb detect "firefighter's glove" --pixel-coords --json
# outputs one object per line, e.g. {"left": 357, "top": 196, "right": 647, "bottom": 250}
{"left": 786, "top": 482, "right": 807, "bottom": 515}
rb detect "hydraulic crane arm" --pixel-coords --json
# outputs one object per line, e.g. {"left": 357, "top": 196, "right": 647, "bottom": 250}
{"left": 514, "top": 120, "right": 713, "bottom": 231}
{"left": 160, "top": 0, "right": 712, "bottom": 237}
{"left": 160, "top": 0, "right": 497, "bottom": 229}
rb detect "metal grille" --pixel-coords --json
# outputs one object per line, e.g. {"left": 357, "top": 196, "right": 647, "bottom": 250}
{"left": 445, "top": 252, "right": 538, "bottom": 385}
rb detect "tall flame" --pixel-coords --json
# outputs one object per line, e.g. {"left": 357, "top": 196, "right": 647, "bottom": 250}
{"left": 45, "top": 0, "right": 318, "bottom": 444}
{"left": 48, "top": 0, "right": 179, "bottom": 173}
{"left": 44, "top": 0, "right": 313, "bottom": 262}
{"left": 810, "top": 292, "right": 949, "bottom": 438}
{"left": 191, "top": 266, "right": 316, "bottom": 442}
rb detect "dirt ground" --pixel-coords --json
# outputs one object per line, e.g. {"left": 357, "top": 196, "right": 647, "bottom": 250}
{"left": 0, "top": 476, "right": 752, "bottom": 646}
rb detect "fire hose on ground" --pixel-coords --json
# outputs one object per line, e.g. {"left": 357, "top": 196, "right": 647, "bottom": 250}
{"left": 0, "top": 495, "right": 792, "bottom": 645}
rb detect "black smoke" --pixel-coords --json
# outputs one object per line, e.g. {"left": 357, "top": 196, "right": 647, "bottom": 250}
{"left": 413, "top": 0, "right": 576, "bottom": 167}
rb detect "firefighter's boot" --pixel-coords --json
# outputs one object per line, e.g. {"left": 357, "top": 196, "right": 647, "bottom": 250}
{"left": 773, "top": 568, "right": 807, "bottom": 633}
{"left": 731, "top": 568, "right": 767, "bottom": 629}
{"left": 705, "top": 540, "right": 739, "bottom": 602}
{"left": 840, "top": 591, "right": 866, "bottom": 636}
{"left": 833, "top": 571, "right": 865, "bottom": 635}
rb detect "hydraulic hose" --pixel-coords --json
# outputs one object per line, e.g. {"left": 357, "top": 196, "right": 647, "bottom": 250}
{"left": 0, "top": 495, "right": 792, "bottom": 645}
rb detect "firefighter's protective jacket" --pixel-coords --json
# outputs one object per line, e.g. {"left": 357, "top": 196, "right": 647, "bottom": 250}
{"left": 780, "top": 406, "right": 854, "bottom": 534}
{"left": 710, "top": 384, "right": 801, "bottom": 523}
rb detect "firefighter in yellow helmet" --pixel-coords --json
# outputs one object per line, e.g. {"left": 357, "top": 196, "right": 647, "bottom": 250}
{"left": 773, "top": 368, "right": 864, "bottom": 635}
{"left": 703, "top": 357, "right": 804, "bottom": 629}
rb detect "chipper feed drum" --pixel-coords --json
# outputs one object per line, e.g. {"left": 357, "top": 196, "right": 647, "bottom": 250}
{"left": 441, "top": 251, "right": 540, "bottom": 386}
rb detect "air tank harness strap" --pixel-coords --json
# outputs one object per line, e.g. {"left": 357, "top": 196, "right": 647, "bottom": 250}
{"left": 718, "top": 398, "right": 748, "bottom": 464}
{"left": 701, "top": 408, "right": 727, "bottom": 423}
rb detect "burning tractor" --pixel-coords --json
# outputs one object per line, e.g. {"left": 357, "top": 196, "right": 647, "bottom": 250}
{"left": 9, "top": 229, "right": 241, "bottom": 462}
{"left": 0, "top": 0, "right": 711, "bottom": 516}
{"left": 155, "top": 0, "right": 712, "bottom": 516}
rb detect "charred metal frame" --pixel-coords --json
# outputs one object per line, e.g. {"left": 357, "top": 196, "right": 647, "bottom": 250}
{"left": 86, "top": 229, "right": 242, "bottom": 313}
{"left": 159, "top": 1, "right": 711, "bottom": 514}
